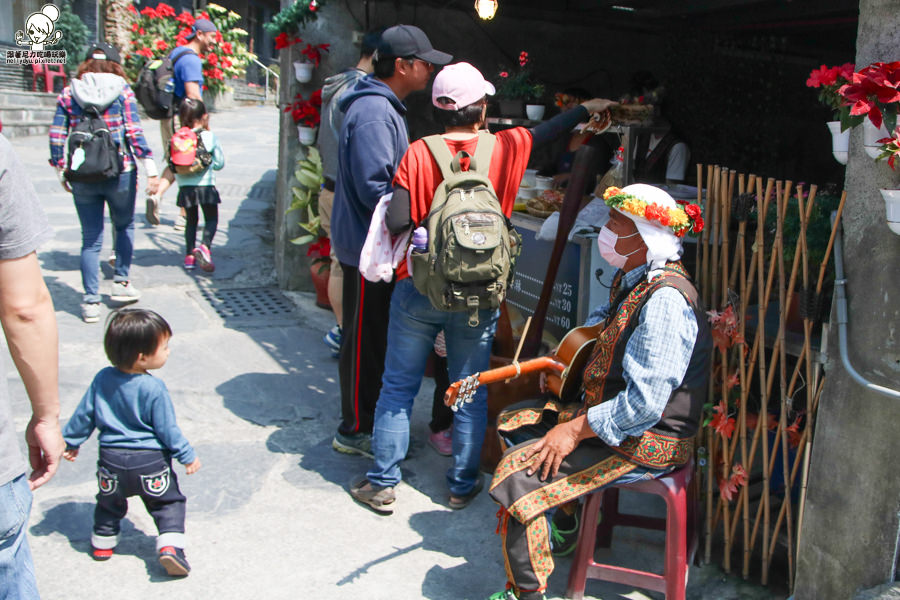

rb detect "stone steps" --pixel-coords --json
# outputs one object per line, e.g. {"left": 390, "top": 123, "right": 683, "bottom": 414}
{"left": 0, "top": 91, "right": 58, "bottom": 137}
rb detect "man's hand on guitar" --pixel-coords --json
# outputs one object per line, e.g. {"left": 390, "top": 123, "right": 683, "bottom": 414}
{"left": 522, "top": 415, "right": 594, "bottom": 481}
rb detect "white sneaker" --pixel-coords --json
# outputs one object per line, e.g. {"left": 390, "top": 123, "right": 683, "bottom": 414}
{"left": 110, "top": 281, "right": 141, "bottom": 303}
{"left": 173, "top": 214, "right": 186, "bottom": 231}
{"left": 107, "top": 253, "right": 116, "bottom": 268}
{"left": 81, "top": 303, "right": 101, "bottom": 323}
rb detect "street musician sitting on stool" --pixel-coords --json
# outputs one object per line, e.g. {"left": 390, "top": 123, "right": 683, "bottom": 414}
{"left": 482, "top": 183, "right": 711, "bottom": 600}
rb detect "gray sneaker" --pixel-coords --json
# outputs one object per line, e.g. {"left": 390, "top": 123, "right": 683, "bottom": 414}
{"left": 81, "top": 303, "right": 101, "bottom": 323}
{"left": 145, "top": 196, "right": 160, "bottom": 226}
{"left": 332, "top": 431, "right": 373, "bottom": 458}
{"left": 349, "top": 476, "right": 395, "bottom": 514}
{"left": 110, "top": 281, "right": 141, "bottom": 303}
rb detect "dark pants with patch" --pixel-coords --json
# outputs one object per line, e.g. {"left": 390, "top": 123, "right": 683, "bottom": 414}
{"left": 94, "top": 448, "right": 186, "bottom": 539}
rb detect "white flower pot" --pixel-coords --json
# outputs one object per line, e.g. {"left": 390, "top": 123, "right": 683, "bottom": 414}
{"left": 881, "top": 188, "right": 900, "bottom": 235}
{"left": 826, "top": 121, "right": 849, "bottom": 165}
{"left": 525, "top": 104, "right": 545, "bottom": 121}
{"left": 293, "top": 61, "right": 314, "bottom": 83}
{"left": 297, "top": 125, "right": 317, "bottom": 145}
{"left": 863, "top": 119, "right": 889, "bottom": 159}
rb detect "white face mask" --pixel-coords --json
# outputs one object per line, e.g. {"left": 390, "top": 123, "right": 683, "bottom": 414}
{"left": 597, "top": 226, "right": 641, "bottom": 269}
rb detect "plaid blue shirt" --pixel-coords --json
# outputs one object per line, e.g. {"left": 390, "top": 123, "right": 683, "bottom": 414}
{"left": 48, "top": 84, "right": 153, "bottom": 172}
{"left": 584, "top": 265, "right": 699, "bottom": 446}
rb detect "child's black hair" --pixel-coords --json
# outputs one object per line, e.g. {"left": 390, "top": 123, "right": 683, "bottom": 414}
{"left": 178, "top": 97, "right": 207, "bottom": 129}
{"left": 104, "top": 309, "right": 172, "bottom": 369}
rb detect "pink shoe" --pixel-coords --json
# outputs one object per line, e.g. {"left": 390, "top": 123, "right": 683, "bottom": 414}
{"left": 428, "top": 427, "right": 452, "bottom": 456}
{"left": 192, "top": 243, "right": 215, "bottom": 272}
{"left": 183, "top": 254, "right": 195, "bottom": 270}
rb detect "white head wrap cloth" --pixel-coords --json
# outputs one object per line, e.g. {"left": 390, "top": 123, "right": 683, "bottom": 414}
{"left": 613, "top": 183, "right": 683, "bottom": 279}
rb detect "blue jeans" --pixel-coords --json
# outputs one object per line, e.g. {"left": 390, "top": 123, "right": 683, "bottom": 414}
{"left": 0, "top": 475, "right": 38, "bottom": 600}
{"left": 71, "top": 170, "right": 138, "bottom": 303}
{"left": 368, "top": 277, "right": 498, "bottom": 496}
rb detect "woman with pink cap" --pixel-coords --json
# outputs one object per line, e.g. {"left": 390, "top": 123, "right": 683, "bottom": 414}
{"left": 348, "top": 61, "right": 617, "bottom": 516}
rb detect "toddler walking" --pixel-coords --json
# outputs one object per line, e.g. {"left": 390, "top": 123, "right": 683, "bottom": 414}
{"left": 62, "top": 308, "right": 200, "bottom": 576}
{"left": 163, "top": 98, "right": 224, "bottom": 272}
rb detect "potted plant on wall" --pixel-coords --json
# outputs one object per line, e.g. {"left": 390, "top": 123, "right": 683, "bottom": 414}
{"left": 806, "top": 63, "right": 855, "bottom": 164}
{"left": 287, "top": 146, "right": 331, "bottom": 307}
{"left": 265, "top": 0, "right": 325, "bottom": 38}
{"left": 837, "top": 61, "right": 900, "bottom": 158}
{"left": 286, "top": 89, "right": 322, "bottom": 144}
{"left": 875, "top": 125, "right": 900, "bottom": 234}
{"left": 495, "top": 51, "right": 544, "bottom": 119}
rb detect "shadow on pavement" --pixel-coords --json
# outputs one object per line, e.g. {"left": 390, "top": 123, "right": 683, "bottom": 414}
{"left": 29, "top": 500, "right": 178, "bottom": 582}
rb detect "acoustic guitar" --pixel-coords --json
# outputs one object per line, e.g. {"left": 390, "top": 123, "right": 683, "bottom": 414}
{"left": 444, "top": 321, "right": 605, "bottom": 411}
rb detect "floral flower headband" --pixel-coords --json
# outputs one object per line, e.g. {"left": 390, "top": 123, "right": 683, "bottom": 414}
{"left": 602, "top": 187, "right": 704, "bottom": 237}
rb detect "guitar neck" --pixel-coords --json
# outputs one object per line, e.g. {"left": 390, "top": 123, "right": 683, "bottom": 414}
{"left": 444, "top": 356, "right": 565, "bottom": 409}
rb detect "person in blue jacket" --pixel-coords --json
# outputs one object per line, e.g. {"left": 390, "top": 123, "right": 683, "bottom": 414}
{"left": 329, "top": 25, "right": 451, "bottom": 459}
{"left": 62, "top": 309, "right": 200, "bottom": 577}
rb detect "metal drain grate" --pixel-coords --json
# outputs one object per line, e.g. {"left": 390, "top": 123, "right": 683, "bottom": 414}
{"left": 194, "top": 286, "right": 295, "bottom": 323}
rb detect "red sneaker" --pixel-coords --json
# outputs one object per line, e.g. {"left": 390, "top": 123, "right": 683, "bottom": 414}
{"left": 428, "top": 427, "right": 453, "bottom": 456}
{"left": 91, "top": 546, "right": 114, "bottom": 561}
{"left": 158, "top": 546, "right": 191, "bottom": 576}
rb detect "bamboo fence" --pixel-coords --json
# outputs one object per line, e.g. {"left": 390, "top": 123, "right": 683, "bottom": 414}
{"left": 693, "top": 164, "right": 846, "bottom": 592}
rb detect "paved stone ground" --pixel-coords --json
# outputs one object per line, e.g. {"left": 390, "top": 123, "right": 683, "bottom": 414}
{"left": 4, "top": 104, "right": 786, "bottom": 599}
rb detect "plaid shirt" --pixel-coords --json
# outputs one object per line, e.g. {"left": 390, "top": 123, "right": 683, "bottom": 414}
{"left": 585, "top": 265, "right": 699, "bottom": 446}
{"left": 49, "top": 84, "right": 153, "bottom": 172}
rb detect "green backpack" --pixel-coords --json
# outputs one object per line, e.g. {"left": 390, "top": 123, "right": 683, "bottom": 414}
{"left": 410, "top": 131, "right": 522, "bottom": 327}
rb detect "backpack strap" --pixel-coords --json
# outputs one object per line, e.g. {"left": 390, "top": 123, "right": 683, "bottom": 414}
{"left": 422, "top": 134, "right": 458, "bottom": 180}
{"left": 470, "top": 131, "right": 496, "bottom": 175}
{"left": 171, "top": 47, "right": 196, "bottom": 67}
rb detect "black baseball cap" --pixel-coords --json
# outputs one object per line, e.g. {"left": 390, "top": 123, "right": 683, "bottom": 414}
{"left": 86, "top": 42, "right": 121, "bottom": 64}
{"left": 378, "top": 25, "right": 452, "bottom": 65}
{"left": 186, "top": 18, "right": 218, "bottom": 40}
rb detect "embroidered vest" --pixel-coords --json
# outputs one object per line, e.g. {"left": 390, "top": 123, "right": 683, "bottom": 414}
{"left": 581, "top": 262, "right": 711, "bottom": 468}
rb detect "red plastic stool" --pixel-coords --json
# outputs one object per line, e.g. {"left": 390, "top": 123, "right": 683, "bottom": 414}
{"left": 565, "top": 457, "right": 697, "bottom": 600}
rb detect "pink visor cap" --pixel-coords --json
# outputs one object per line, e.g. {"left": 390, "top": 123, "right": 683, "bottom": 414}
{"left": 432, "top": 62, "right": 495, "bottom": 110}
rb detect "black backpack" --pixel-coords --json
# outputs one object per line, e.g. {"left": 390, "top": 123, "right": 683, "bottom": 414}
{"left": 134, "top": 48, "right": 195, "bottom": 120}
{"left": 64, "top": 106, "right": 122, "bottom": 183}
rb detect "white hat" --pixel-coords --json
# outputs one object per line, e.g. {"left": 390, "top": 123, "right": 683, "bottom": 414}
{"left": 614, "top": 184, "right": 683, "bottom": 276}
{"left": 432, "top": 62, "right": 495, "bottom": 111}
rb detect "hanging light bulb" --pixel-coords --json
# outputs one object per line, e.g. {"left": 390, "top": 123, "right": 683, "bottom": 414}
{"left": 475, "top": 0, "right": 498, "bottom": 20}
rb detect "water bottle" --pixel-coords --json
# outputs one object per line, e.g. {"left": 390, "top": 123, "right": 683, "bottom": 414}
{"left": 411, "top": 227, "right": 428, "bottom": 253}
{"left": 163, "top": 77, "right": 175, "bottom": 94}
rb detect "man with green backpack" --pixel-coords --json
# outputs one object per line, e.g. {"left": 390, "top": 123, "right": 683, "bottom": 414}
{"left": 348, "top": 62, "right": 616, "bottom": 514}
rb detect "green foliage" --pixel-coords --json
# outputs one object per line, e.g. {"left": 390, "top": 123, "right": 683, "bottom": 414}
{"left": 264, "top": 0, "right": 326, "bottom": 37}
{"left": 764, "top": 184, "right": 842, "bottom": 267}
{"left": 57, "top": 1, "right": 90, "bottom": 77}
{"left": 287, "top": 146, "right": 325, "bottom": 245}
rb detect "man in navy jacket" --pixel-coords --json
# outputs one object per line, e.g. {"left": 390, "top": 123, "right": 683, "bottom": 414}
{"left": 330, "top": 25, "right": 450, "bottom": 457}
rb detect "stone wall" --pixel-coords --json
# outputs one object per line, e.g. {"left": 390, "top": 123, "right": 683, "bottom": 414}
{"left": 794, "top": 0, "right": 900, "bottom": 596}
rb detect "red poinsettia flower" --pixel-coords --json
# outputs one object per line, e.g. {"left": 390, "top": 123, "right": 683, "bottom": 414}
{"left": 131, "top": 22, "right": 139, "bottom": 32}
{"left": 128, "top": 4, "right": 137, "bottom": 14}
{"left": 726, "top": 372, "right": 740, "bottom": 389}
{"left": 207, "top": 52, "right": 218, "bottom": 66}
{"left": 785, "top": 416, "right": 803, "bottom": 448}
{"left": 176, "top": 11, "right": 195, "bottom": 27}
{"left": 156, "top": 2, "right": 176, "bottom": 17}
{"left": 139, "top": 27, "right": 146, "bottom": 35}
{"left": 140, "top": 6, "right": 159, "bottom": 18}
{"left": 307, "top": 236, "right": 330, "bottom": 258}
{"left": 215, "top": 31, "right": 224, "bottom": 44}
{"left": 719, "top": 463, "right": 748, "bottom": 502}
{"left": 155, "top": 39, "right": 168, "bottom": 51}
{"left": 197, "top": 10, "right": 210, "bottom": 20}
{"left": 499, "top": 71, "right": 509, "bottom": 78}
{"left": 221, "top": 42, "right": 233, "bottom": 55}
{"left": 838, "top": 62, "right": 900, "bottom": 128}
{"left": 518, "top": 51, "right": 528, "bottom": 67}
{"left": 710, "top": 400, "right": 735, "bottom": 440}
{"left": 136, "top": 47, "right": 154, "bottom": 59}
{"left": 221, "top": 58, "right": 233, "bottom": 69}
